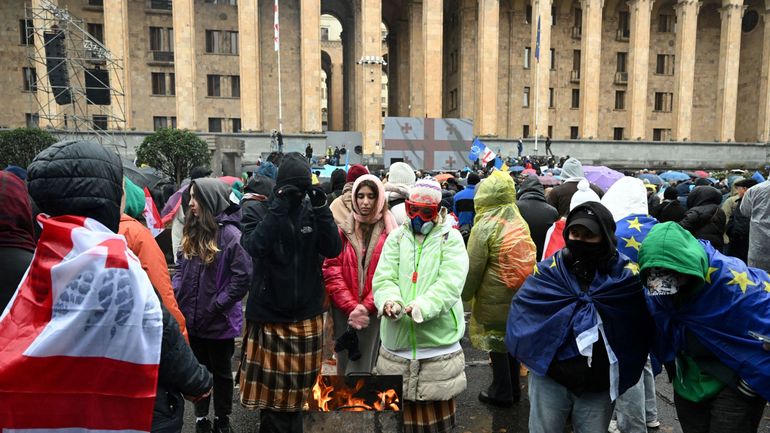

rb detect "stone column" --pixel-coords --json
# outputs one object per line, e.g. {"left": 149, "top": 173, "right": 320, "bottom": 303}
{"left": 459, "top": 0, "right": 477, "bottom": 119}
{"left": 386, "top": 32, "right": 398, "bottom": 116}
{"left": 409, "top": 1, "right": 424, "bottom": 116}
{"left": 330, "top": 60, "right": 344, "bottom": 131}
{"left": 237, "top": 0, "right": 261, "bottom": 132}
{"left": 31, "top": 0, "right": 60, "bottom": 128}
{"left": 579, "top": 0, "right": 603, "bottom": 139}
{"left": 301, "top": 0, "right": 322, "bottom": 132}
{"left": 395, "top": 20, "right": 411, "bottom": 116}
{"left": 672, "top": 0, "right": 700, "bottom": 141}
{"left": 715, "top": 0, "right": 744, "bottom": 142}
{"left": 103, "top": 0, "right": 132, "bottom": 129}
{"left": 423, "top": 0, "right": 444, "bottom": 118}
{"left": 476, "top": 0, "right": 499, "bottom": 136}
{"left": 172, "top": 0, "right": 197, "bottom": 130}
{"left": 357, "top": 0, "right": 383, "bottom": 154}
{"left": 627, "top": 0, "right": 653, "bottom": 140}
{"left": 531, "top": 0, "right": 553, "bottom": 140}
{"left": 758, "top": 9, "right": 770, "bottom": 141}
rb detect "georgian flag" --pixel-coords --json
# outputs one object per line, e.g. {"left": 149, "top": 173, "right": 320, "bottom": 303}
{"left": 274, "top": 0, "right": 280, "bottom": 51}
{"left": 0, "top": 215, "right": 163, "bottom": 432}
{"left": 143, "top": 187, "right": 164, "bottom": 238}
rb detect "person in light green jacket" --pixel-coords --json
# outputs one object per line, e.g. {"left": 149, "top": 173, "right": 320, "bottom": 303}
{"left": 373, "top": 178, "right": 469, "bottom": 433}
{"left": 462, "top": 170, "right": 536, "bottom": 407}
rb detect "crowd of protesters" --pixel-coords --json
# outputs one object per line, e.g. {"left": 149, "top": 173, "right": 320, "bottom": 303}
{"left": 2, "top": 140, "right": 770, "bottom": 433}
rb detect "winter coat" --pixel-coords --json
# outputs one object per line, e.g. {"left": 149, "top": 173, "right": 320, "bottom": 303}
{"left": 326, "top": 169, "right": 346, "bottom": 204}
{"left": 740, "top": 181, "right": 770, "bottom": 272}
{"left": 547, "top": 180, "right": 605, "bottom": 217}
{"left": 680, "top": 186, "right": 726, "bottom": 251}
{"left": 173, "top": 207, "right": 252, "bottom": 339}
{"left": 152, "top": 307, "right": 212, "bottom": 433}
{"left": 330, "top": 182, "right": 354, "bottom": 226}
{"left": 120, "top": 214, "right": 188, "bottom": 340}
{"left": 462, "top": 171, "right": 536, "bottom": 352}
{"left": 517, "top": 176, "right": 559, "bottom": 259}
{"left": 0, "top": 172, "right": 35, "bottom": 311}
{"left": 653, "top": 199, "right": 687, "bottom": 223}
{"left": 241, "top": 194, "right": 342, "bottom": 323}
{"left": 372, "top": 211, "right": 469, "bottom": 353}
{"left": 726, "top": 198, "right": 750, "bottom": 263}
{"left": 452, "top": 184, "right": 477, "bottom": 227}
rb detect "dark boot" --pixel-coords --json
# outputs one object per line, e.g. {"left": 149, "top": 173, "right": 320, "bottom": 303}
{"left": 196, "top": 418, "right": 212, "bottom": 433}
{"left": 213, "top": 416, "right": 231, "bottom": 433}
{"left": 478, "top": 351, "right": 514, "bottom": 407}
{"left": 509, "top": 354, "right": 522, "bottom": 402}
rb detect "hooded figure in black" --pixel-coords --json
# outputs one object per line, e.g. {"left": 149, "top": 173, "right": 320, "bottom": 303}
{"left": 517, "top": 175, "right": 559, "bottom": 259}
{"left": 680, "top": 186, "right": 726, "bottom": 251}
{"left": 326, "top": 168, "right": 346, "bottom": 203}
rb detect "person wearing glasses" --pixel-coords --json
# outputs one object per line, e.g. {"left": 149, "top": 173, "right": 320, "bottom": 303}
{"left": 373, "top": 178, "right": 469, "bottom": 433}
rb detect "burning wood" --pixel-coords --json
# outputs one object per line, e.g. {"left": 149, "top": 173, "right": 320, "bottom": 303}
{"left": 309, "top": 375, "right": 401, "bottom": 412}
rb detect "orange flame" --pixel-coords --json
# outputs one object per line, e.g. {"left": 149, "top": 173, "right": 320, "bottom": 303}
{"left": 373, "top": 388, "right": 400, "bottom": 411}
{"left": 311, "top": 376, "right": 400, "bottom": 412}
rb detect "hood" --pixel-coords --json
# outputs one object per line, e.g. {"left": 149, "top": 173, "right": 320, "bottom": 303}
{"left": 276, "top": 152, "right": 312, "bottom": 190}
{"left": 560, "top": 157, "right": 584, "bottom": 181}
{"left": 686, "top": 186, "right": 722, "bottom": 209}
{"left": 351, "top": 174, "right": 395, "bottom": 230}
{"left": 245, "top": 174, "right": 275, "bottom": 197}
{"left": 563, "top": 201, "right": 618, "bottom": 258}
{"left": 255, "top": 161, "right": 278, "bottom": 181}
{"left": 28, "top": 140, "right": 123, "bottom": 232}
{"left": 638, "top": 222, "right": 708, "bottom": 285}
{"left": 0, "top": 171, "right": 35, "bottom": 252}
{"left": 517, "top": 175, "right": 546, "bottom": 200}
{"left": 601, "top": 177, "right": 649, "bottom": 222}
{"left": 123, "top": 176, "right": 145, "bottom": 219}
{"left": 330, "top": 168, "right": 346, "bottom": 192}
{"left": 191, "top": 178, "right": 232, "bottom": 216}
{"left": 384, "top": 182, "right": 410, "bottom": 201}
{"left": 216, "top": 205, "right": 243, "bottom": 226}
{"left": 474, "top": 170, "right": 517, "bottom": 214}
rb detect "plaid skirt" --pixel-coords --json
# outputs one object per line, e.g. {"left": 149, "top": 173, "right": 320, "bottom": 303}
{"left": 238, "top": 315, "right": 324, "bottom": 411}
{"left": 402, "top": 399, "right": 457, "bottom": 433}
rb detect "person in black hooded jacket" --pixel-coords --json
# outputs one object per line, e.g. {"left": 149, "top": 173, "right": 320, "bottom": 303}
{"left": 517, "top": 175, "right": 559, "bottom": 259}
{"left": 679, "top": 186, "right": 726, "bottom": 251}
{"left": 653, "top": 187, "right": 687, "bottom": 223}
{"left": 326, "top": 168, "right": 346, "bottom": 204}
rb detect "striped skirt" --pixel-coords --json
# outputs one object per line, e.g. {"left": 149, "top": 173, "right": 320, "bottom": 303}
{"left": 402, "top": 399, "right": 457, "bottom": 433}
{"left": 238, "top": 315, "right": 324, "bottom": 411}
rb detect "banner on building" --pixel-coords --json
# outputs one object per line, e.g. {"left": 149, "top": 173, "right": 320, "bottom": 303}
{"left": 382, "top": 117, "right": 474, "bottom": 171}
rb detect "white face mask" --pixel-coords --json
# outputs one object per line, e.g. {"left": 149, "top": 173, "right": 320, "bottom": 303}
{"left": 646, "top": 268, "right": 684, "bottom": 296}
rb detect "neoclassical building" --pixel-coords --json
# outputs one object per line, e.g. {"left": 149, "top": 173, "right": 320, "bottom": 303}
{"left": 1, "top": 0, "right": 768, "bottom": 154}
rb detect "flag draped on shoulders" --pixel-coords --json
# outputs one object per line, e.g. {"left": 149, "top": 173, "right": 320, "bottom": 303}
{"left": 505, "top": 251, "right": 653, "bottom": 399}
{"left": 0, "top": 215, "right": 163, "bottom": 432}
{"left": 615, "top": 214, "right": 657, "bottom": 264}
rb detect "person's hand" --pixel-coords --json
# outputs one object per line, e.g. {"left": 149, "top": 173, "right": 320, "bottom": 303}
{"left": 404, "top": 306, "right": 413, "bottom": 317}
{"left": 270, "top": 185, "right": 303, "bottom": 213}
{"left": 348, "top": 304, "right": 370, "bottom": 330}
{"left": 308, "top": 185, "right": 327, "bottom": 208}
{"left": 382, "top": 301, "right": 402, "bottom": 319}
{"left": 277, "top": 184, "right": 302, "bottom": 198}
{"left": 184, "top": 388, "right": 212, "bottom": 403}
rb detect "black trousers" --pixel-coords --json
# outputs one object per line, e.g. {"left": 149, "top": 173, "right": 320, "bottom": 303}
{"left": 189, "top": 336, "right": 235, "bottom": 418}
{"left": 675, "top": 386, "right": 766, "bottom": 433}
{"left": 259, "top": 410, "right": 303, "bottom": 433}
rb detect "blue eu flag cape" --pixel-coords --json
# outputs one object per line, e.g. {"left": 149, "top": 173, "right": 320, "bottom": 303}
{"left": 615, "top": 214, "right": 658, "bottom": 264}
{"left": 648, "top": 241, "right": 770, "bottom": 400}
{"left": 505, "top": 251, "right": 653, "bottom": 399}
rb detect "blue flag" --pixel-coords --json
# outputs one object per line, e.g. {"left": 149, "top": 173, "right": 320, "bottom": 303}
{"left": 647, "top": 241, "right": 770, "bottom": 401}
{"left": 494, "top": 156, "right": 504, "bottom": 170}
{"left": 752, "top": 170, "right": 766, "bottom": 183}
{"left": 535, "top": 17, "right": 541, "bottom": 61}
{"left": 468, "top": 137, "right": 485, "bottom": 162}
{"left": 615, "top": 214, "right": 658, "bottom": 264}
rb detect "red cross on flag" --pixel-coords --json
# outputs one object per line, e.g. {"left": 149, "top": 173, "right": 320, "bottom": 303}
{"left": 143, "top": 187, "right": 164, "bottom": 237}
{"left": 0, "top": 215, "right": 163, "bottom": 432}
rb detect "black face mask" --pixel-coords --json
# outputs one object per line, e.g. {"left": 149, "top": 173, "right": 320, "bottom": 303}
{"left": 287, "top": 191, "right": 305, "bottom": 209}
{"left": 566, "top": 239, "right": 606, "bottom": 261}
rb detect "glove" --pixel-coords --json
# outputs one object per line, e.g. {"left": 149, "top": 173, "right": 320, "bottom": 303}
{"left": 270, "top": 185, "right": 304, "bottom": 213}
{"left": 308, "top": 185, "right": 328, "bottom": 208}
{"left": 348, "top": 304, "right": 370, "bottom": 330}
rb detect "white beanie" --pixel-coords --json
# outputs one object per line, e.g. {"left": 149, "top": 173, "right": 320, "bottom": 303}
{"left": 409, "top": 179, "right": 442, "bottom": 205}
{"left": 570, "top": 179, "right": 600, "bottom": 211}
{"left": 561, "top": 157, "right": 585, "bottom": 181}
{"left": 388, "top": 162, "right": 416, "bottom": 186}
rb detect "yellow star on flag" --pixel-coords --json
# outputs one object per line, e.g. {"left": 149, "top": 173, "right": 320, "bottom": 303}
{"left": 705, "top": 267, "right": 719, "bottom": 284}
{"left": 533, "top": 264, "right": 540, "bottom": 275}
{"left": 622, "top": 236, "right": 642, "bottom": 251}
{"left": 764, "top": 281, "right": 770, "bottom": 293}
{"left": 625, "top": 262, "right": 640, "bottom": 275}
{"left": 626, "top": 217, "right": 644, "bottom": 233}
{"left": 727, "top": 269, "right": 757, "bottom": 293}
{"left": 550, "top": 257, "right": 558, "bottom": 268}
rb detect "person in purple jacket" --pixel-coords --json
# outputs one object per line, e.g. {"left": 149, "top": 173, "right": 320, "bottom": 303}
{"left": 173, "top": 178, "right": 252, "bottom": 433}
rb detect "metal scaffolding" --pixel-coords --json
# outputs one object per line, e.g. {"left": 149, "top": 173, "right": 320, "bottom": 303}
{"left": 25, "top": 0, "right": 127, "bottom": 149}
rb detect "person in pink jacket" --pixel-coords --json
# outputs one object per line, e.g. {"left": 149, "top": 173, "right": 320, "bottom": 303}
{"left": 323, "top": 174, "right": 398, "bottom": 375}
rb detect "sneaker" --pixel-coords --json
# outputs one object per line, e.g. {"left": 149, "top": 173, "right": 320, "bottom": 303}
{"left": 646, "top": 420, "right": 661, "bottom": 428}
{"left": 196, "top": 418, "right": 212, "bottom": 433}
{"left": 213, "top": 416, "right": 232, "bottom": 433}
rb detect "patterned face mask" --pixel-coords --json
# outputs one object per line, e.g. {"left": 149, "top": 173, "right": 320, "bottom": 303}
{"left": 646, "top": 268, "right": 682, "bottom": 296}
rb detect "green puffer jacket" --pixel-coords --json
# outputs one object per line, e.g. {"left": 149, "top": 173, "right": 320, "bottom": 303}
{"left": 462, "top": 171, "right": 537, "bottom": 352}
{"left": 372, "top": 211, "right": 469, "bottom": 358}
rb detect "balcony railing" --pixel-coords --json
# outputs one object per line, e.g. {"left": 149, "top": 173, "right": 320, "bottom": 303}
{"left": 571, "top": 26, "right": 582, "bottom": 39}
{"left": 616, "top": 28, "right": 630, "bottom": 41}
{"left": 147, "top": 0, "right": 172, "bottom": 10}
{"left": 148, "top": 51, "right": 174, "bottom": 63}
{"left": 570, "top": 69, "right": 580, "bottom": 83}
{"left": 614, "top": 71, "right": 628, "bottom": 84}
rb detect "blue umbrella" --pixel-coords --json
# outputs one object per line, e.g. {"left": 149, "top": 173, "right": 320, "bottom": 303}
{"left": 638, "top": 173, "right": 664, "bottom": 186}
{"left": 510, "top": 165, "right": 525, "bottom": 172}
{"left": 660, "top": 171, "right": 690, "bottom": 182}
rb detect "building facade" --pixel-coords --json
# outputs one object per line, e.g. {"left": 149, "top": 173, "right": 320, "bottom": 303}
{"left": 1, "top": 0, "right": 768, "bottom": 155}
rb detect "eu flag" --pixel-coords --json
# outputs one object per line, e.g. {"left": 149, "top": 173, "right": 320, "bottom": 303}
{"left": 615, "top": 214, "right": 658, "bottom": 264}
{"left": 535, "top": 17, "right": 541, "bottom": 62}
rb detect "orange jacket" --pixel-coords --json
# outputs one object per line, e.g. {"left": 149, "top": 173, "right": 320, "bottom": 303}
{"left": 119, "top": 214, "right": 188, "bottom": 341}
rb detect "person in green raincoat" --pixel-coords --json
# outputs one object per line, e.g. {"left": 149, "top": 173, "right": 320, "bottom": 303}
{"left": 462, "top": 170, "right": 537, "bottom": 407}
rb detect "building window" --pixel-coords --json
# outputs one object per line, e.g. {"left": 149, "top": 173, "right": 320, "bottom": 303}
{"left": 526, "top": 5, "right": 532, "bottom": 24}
{"left": 87, "top": 23, "right": 104, "bottom": 43}
{"left": 654, "top": 92, "right": 673, "bottom": 112}
{"left": 523, "top": 124, "right": 530, "bottom": 138}
{"left": 552, "top": 5, "right": 557, "bottom": 25}
{"left": 149, "top": 27, "right": 174, "bottom": 52}
{"left": 231, "top": 75, "right": 240, "bottom": 98}
{"left": 23, "top": 67, "right": 38, "bottom": 92}
{"left": 169, "top": 73, "right": 175, "bottom": 95}
{"left": 207, "top": 75, "right": 222, "bottom": 97}
{"left": 653, "top": 128, "right": 671, "bottom": 141}
{"left": 524, "top": 47, "right": 531, "bottom": 69}
{"left": 88, "top": 0, "right": 104, "bottom": 5}
{"left": 573, "top": 49, "right": 581, "bottom": 72}
{"left": 449, "top": 88, "right": 458, "bottom": 110}
{"left": 548, "top": 88, "right": 555, "bottom": 108}
{"left": 205, "top": 30, "right": 239, "bottom": 55}
{"left": 550, "top": 48, "right": 556, "bottom": 70}
{"left": 232, "top": 118, "right": 241, "bottom": 133}
{"left": 656, "top": 54, "right": 675, "bottom": 75}
{"left": 523, "top": 87, "right": 531, "bottom": 107}
{"left": 658, "top": 14, "right": 675, "bottom": 33}
{"left": 548, "top": 125, "right": 553, "bottom": 138}
{"left": 93, "top": 115, "right": 108, "bottom": 131}
{"left": 204, "top": 0, "right": 237, "bottom": 4}
{"left": 616, "top": 52, "right": 627, "bottom": 73}
{"left": 19, "top": 19, "right": 34, "bottom": 45}
{"left": 25, "top": 113, "right": 39, "bottom": 128}
{"left": 570, "top": 126, "right": 579, "bottom": 139}
{"left": 208, "top": 117, "right": 223, "bottom": 132}
{"left": 151, "top": 72, "right": 167, "bottom": 95}
{"left": 618, "top": 11, "right": 630, "bottom": 38}
{"left": 615, "top": 90, "right": 626, "bottom": 110}
{"left": 153, "top": 116, "right": 169, "bottom": 130}
{"left": 571, "top": 88, "right": 580, "bottom": 108}
{"left": 170, "top": 116, "right": 177, "bottom": 128}
{"left": 574, "top": 8, "right": 583, "bottom": 31}
{"left": 614, "top": 127, "right": 624, "bottom": 140}
{"left": 321, "top": 27, "right": 329, "bottom": 41}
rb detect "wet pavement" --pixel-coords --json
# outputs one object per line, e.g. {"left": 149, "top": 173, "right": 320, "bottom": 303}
{"left": 182, "top": 335, "right": 770, "bottom": 433}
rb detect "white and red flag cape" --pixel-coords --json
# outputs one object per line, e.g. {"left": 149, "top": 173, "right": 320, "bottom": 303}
{"left": 0, "top": 215, "right": 163, "bottom": 432}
